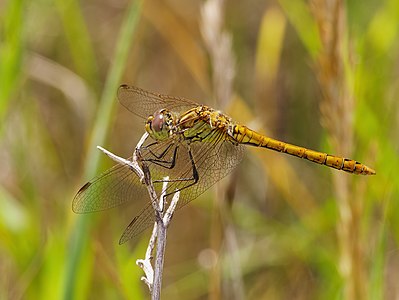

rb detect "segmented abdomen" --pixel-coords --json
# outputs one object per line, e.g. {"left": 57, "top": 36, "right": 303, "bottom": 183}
{"left": 232, "top": 125, "right": 375, "bottom": 175}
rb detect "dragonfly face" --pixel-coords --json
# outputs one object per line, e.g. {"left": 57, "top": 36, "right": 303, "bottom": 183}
{"left": 145, "top": 109, "right": 176, "bottom": 141}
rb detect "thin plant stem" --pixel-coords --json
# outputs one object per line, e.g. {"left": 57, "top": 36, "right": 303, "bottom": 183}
{"left": 135, "top": 135, "right": 180, "bottom": 300}
{"left": 97, "top": 134, "right": 180, "bottom": 299}
{"left": 310, "top": 0, "right": 365, "bottom": 298}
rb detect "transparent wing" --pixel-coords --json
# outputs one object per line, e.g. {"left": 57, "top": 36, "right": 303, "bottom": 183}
{"left": 72, "top": 160, "right": 147, "bottom": 213}
{"left": 117, "top": 85, "right": 200, "bottom": 119}
{"left": 72, "top": 139, "right": 177, "bottom": 213}
{"left": 119, "top": 130, "right": 245, "bottom": 243}
{"left": 73, "top": 129, "right": 244, "bottom": 244}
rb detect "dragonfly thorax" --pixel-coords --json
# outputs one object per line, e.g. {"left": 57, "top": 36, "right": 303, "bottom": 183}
{"left": 145, "top": 109, "right": 175, "bottom": 141}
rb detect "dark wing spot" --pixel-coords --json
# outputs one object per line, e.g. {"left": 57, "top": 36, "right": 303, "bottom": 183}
{"left": 76, "top": 182, "right": 92, "bottom": 195}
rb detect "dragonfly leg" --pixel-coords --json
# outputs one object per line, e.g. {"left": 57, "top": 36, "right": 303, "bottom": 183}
{"left": 155, "top": 146, "right": 199, "bottom": 199}
{"left": 142, "top": 143, "right": 179, "bottom": 169}
{"left": 142, "top": 142, "right": 173, "bottom": 159}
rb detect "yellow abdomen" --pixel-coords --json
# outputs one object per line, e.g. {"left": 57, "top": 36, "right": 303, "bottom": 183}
{"left": 232, "top": 125, "right": 375, "bottom": 175}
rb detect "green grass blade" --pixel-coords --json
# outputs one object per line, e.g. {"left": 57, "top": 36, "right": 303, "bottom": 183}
{"left": 0, "top": 0, "right": 24, "bottom": 122}
{"left": 54, "top": 0, "right": 99, "bottom": 88}
{"left": 277, "top": 0, "right": 321, "bottom": 58}
{"left": 63, "top": 2, "right": 143, "bottom": 299}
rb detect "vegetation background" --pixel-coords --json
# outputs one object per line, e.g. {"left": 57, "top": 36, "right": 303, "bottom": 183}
{"left": 0, "top": 0, "right": 398, "bottom": 299}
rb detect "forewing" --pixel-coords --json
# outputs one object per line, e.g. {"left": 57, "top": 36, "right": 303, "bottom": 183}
{"left": 173, "top": 131, "right": 245, "bottom": 210}
{"left": 72, "top": 161, "right": 147, "bottom": 213}
{"left": 119, "top": 130, "right": 245, "bottom": 243}
{"left": 117, "top": 85, "right": 199, "bottom": 119}
{"left": 73, "top": 130, "right": 245, "bottom": 243}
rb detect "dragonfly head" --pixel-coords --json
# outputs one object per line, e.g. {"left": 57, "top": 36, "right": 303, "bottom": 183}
{"left": 146, "top": 109, "right": 175, "bottom": 140}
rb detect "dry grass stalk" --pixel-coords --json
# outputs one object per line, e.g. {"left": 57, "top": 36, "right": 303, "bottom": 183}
{"left": 200, "top": 1, "right": 243, "bottom": 300}
{"left": 200, "top": 0, "right": 235, "bottom": 109}
{"left": 310, "top": 0, "right": 365, "bottom": 299}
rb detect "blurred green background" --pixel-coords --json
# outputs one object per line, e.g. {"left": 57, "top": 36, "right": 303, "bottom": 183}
{"left": 0, "top": 0, "right": 398, "bottom": 299}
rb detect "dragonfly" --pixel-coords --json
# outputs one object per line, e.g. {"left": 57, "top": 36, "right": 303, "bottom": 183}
{"left": 73, "top": 85, "right": 376, "bottom": 244}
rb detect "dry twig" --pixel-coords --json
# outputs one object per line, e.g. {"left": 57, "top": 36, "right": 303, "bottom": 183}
{"left": 200, "top": 1, "right": 244, "bottom": 299}
{"left": 97, "top": 133, "right": 180, "bottom": 300}
{"left": 310, "top": 1, "right": 365, "bottom": 298}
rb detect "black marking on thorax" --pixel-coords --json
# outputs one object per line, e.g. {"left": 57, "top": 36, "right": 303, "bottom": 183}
{"left": 176, "top": 106, "right": 233, "bottom": 143}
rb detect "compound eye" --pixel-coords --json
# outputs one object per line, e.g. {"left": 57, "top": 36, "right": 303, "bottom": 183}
{"left": 151, "top": 112, "right": 165, "bottom": 132}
